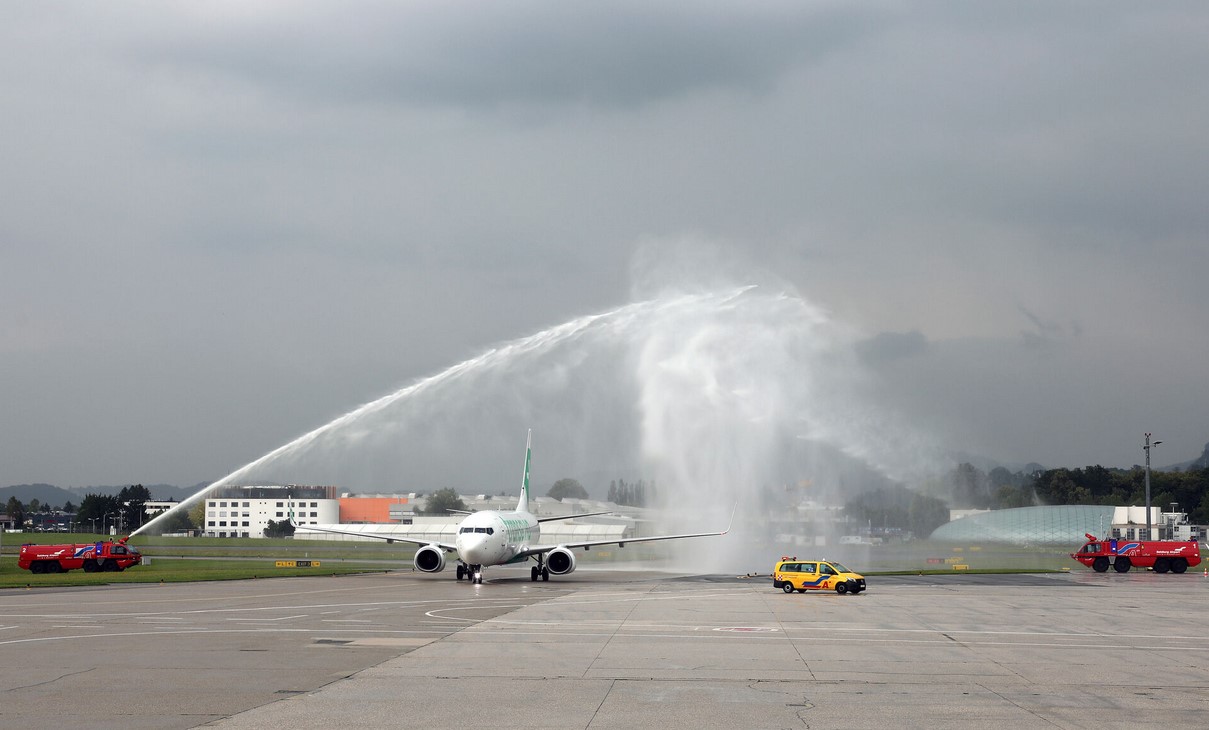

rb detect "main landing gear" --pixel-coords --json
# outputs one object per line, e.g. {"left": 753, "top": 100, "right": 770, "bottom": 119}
{"left": 530, "top": 556, "right": 550, "bottom": 582}
{"left": 456, "top": 564, "right": 484, "bottom": 584}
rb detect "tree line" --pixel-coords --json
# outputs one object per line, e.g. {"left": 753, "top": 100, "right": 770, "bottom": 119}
{"left": 5, "top": 485, "right": 158, "bottom": 532}
{"left": 844, "top": 461, "right": 1209, "bottom": 539}
{"left": 1031, "top": 465, "right": 1209, "bottom": 523}
{"left": 928, "top": 461, "right": 1209, "bottom": 523}
{"left": 607, "top": 478, "right": 655, "bottom": 507}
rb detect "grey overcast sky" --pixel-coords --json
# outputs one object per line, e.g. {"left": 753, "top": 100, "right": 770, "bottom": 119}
{"left": 3, "top": 2, "right": 1208, "bottom": 491}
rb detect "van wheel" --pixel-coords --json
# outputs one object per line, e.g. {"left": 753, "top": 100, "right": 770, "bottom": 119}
{"left": 1092, "top": 557, "right": 1109, "bottom": 572}
{"left": 782, "top": 583, "right": 795, "bottom": 593}
{"left": 1171, "top": 558, "right": 1189, "bottom": 574}
{"left": 835, "top": 582, "right": 848, "bottom": 595}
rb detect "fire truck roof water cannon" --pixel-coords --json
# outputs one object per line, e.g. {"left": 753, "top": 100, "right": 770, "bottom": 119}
{"left": 1071, "top": 533, "right": 1201, "bottom": 574}
{"left": 17, "top": 536, "right": 142, "bottom": 574}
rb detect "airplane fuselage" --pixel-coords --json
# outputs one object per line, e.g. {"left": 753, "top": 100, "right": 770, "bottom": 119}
{"left": 453, "top": 509, "right": 541, "bottom": 568}
{"left": 294, "top": 429, "right": 729, "bottom": 585}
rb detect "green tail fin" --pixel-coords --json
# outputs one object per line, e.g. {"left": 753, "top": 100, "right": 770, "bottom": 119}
{"left": 517, "top": 429, "right": 532, "bottom": 513}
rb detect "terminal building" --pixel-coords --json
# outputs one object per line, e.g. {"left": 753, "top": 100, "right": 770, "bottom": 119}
{"left": 930, "top": 504, "right": 1204, "bottom": 545}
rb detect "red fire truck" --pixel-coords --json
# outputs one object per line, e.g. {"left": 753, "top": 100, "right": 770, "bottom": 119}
{"left": 17, "top": 537, "right": 143, "bottom": 574}
{"left": 1071, "top": 533, "right": 1201, "bottom": 574}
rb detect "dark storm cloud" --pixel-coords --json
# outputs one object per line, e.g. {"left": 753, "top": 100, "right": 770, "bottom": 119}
{"left": 2, "top": 2, "right": 1208, "bottom": 487}
{"left": 130, "top": 2, "right": 883, "bottom": 109}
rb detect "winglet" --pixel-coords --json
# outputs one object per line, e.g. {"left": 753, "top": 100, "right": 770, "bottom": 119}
{"left": 721, "top": 502, "right": 738, "bottom": 535}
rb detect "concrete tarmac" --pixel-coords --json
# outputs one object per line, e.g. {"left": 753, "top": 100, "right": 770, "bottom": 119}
{"left": 2, "top": 568, "right": 1208, "bottom": 729}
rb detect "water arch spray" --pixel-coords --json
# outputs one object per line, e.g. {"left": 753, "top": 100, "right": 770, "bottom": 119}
{"left": 136, "top": 286, "right": 937, "bottom": 571}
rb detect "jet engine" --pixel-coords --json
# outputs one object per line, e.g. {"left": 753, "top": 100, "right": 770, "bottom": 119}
{"left": 545, "top": 546, "right": 577, "bottom": 576}
{"left": 413, "top": 545, "right": 446, "bottom": 573}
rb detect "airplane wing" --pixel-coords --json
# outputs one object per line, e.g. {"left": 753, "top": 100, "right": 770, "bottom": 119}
{"left": 536, "top": 510, "right": 613, "bottom": 523}
{"left": 293, "top": 523, "right": 457, "bottom": 552}
{"left": 514, "top": 507, "right": 735, "bottom": 561}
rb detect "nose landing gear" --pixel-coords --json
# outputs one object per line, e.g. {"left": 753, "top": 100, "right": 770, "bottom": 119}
{"left": 457, "top": 563, "right": 485, "bottom": 583}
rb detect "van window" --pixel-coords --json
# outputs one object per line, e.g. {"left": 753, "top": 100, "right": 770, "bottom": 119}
{"left": 820, "top": 564, "right": 835, "bottom": 575}
{"left": 800, "top": 563, "right": 816, "bottom": 573}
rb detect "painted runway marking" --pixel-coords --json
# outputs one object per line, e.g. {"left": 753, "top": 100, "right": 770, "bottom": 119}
{"left": 0, "top": 627, "right": 454, "bottom": 647}
{"left": 227, "top": 614, "right": 307, "bottom": 622}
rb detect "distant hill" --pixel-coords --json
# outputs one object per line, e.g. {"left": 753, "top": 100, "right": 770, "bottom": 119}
{"left": 1159, "top": 442, "right": 1209, "bottom": 471}
{"left": 1, "top": 482, "right": 210, "bottom": 508}
{"left": 143, "top": 484, "right": 210, "bottom": 501}
{"left": 0, "top": 483, "right": 80, "bottom": 507}
{"left": 1168, "top": 442, "right": 1209, "bottom": 471}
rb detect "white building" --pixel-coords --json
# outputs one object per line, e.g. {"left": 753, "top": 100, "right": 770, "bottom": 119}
{"left": 204, "top": 485, "right": 340, "bottom": 538}
{"left": 143, "top": 500, "right": 180, "bottom": 517}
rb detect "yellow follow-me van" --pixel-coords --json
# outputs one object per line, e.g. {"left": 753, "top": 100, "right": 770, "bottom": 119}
{"left": 773, "top": 557, "right": 866, "bottom": 594}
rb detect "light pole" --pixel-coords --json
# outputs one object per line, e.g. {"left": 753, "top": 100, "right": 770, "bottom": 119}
{"left": 1143, "top": 433, "right": 1162, "bottom": 539}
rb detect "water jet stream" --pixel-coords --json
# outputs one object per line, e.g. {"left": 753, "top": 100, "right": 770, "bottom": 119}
{"left": 136, "top": 286, "right": 939, "bottom": 570}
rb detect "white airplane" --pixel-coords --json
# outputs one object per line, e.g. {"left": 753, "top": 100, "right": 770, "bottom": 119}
{"left": 296, "top": 430, "right": 732, "bottom": 584}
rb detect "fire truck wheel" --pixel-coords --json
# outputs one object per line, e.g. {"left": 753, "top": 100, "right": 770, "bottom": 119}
{"left": 1153, "top": 558, "right": 1171, "bottom": 574}
{"left": 1092, "top": 557, "right": 1109, "bottom": 573}
{"left": 30, "top": 561, "right": 45, "bottom": 574}
{"left": 1171, "top": 558, "right": 1189, "bottom": 574}
{"left": 83, "top": 560, "right": 98, "bottom": 573}
{"left": 102, "top": 559, "right": 119, "bottom": 572}
{"left": 46, "top": 562, "right": 62, "bottom": 574}
{"left": 1113, "top": 557, "right": 1131, "bottom": 573}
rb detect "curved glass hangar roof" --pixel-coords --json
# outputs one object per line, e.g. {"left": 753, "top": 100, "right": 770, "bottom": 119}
{"left": 930, "top": 505, "right": 1115, "bottom": 545}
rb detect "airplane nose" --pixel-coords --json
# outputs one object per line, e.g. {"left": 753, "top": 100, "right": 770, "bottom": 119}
{"left": 459, "top": 534, "right": 490, "bottom": 564}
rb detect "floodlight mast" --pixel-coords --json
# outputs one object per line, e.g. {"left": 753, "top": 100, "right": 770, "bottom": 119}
{"left": 1143, "top": 433, "right": 1162, "bottom": 539}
